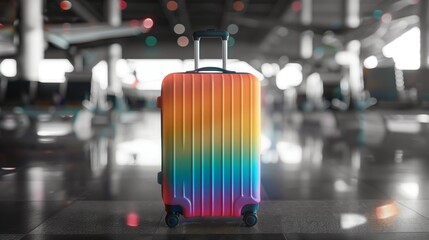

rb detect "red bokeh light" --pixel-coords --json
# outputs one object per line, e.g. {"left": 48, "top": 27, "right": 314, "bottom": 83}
{"left": 143, "top": 18, "right": 154, "bottom": 29}
{"left": 120, "top": 0, "right": 127, "bottom": 10}
{"left": 167, "top": 1, "right": 178, "bottom": 11}
{"left": 60, "top": 0, "right": 72, "bottom": 11}
{"left": 291, "top": 1, "right": 302, "bottom": 12}
{"left": 126, "top": 212, "right": 139, "bottom": 227}
{"left": 233, "top": 1, "right": 245, "bottom": 11}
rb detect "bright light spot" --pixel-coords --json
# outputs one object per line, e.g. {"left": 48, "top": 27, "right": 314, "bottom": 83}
{"left": 386, "top": 118, "right": 421, "bottom": 133}
{"left": 60, "top": 0, "right": 72, "bottom": 10}
{"left": 92, "top": 61, "right": 108, "bottom": 90}
{"left": 228, "top": 61, "right": 264, "bottom": 81}
{"left": 276, "top": 63, "right": 303, "bottom": 90}
{"left": 382, "top": 27, "right": 420, "bottom": 70}
{"left": 301, "top": 30, "right": 313, "bottom": 59}
{"left": 276, "top": 141, "right": 302, "bottom": 164}
{"left": 228, "top": 36, "right": 236, "bottom": 47}
{"left": 145, "top": 36, "right": 158, "bottom": 47}
{"left": 37, "top": 122, "right": 73, "bottom": 137}
{"left": 291, "top": 0, "right": 302, "bottom": 12}
{"left": 132, "top": 59, "right": 183, "bottom": 90}
{"left": 116, "top": 59, "right": 132, "bottom": 79}
{"left": 376, "top": 203, "right": 399, "bottom": 220}
{"left": 1, "top": 167, "right": 16, "bottom": 171}
{"left": 227, "top": 24, "right": 239, "bottom": 35}
{"left": 306, "top": 72, "right": 323, "bottom": 102}
{"left": 116, "top": 139, "right": 161, "bottom": 166}
{"left": 38, "top": 59, "right": 74, "bottom": 83}
{"left": 334, "top": 180, "right": 352, "bottom": 192}
{"left": 173, "top": 24, "right": 185, "bottom": 34}
{"left": 126, "top": 212, "right": 139, "bottom": 227}
{"left": 166, "top": 0, "right": 178, "bottom": 11}
{"left": 261, "top": 134, "right": 271, "bottom": 153}
{"left": 261, "top": 149, "right": 279, "bottom": 164}
{"left": 335, "top": 51, "right": 354, "bottom": 65}
{"left": 341, "top": 214, "right": 367, "bottom": 229}
{"left": 381, "top": 13, "right": 392, "bottom": 23}
{"left": 143, "top": 18, "right": 154, "bottom": 29}
{"left": 398, "top": 182, "right": 419, "bottom": 199}
{"left": 261, "top": 63, "right": 279, "bottom": 78}
{"left": 177, "top": 36, "right": 189, "bottom": 47}
{"left": 233, "top": 1, "right": 245, "bottom": 11}
{"left": 120, "top": 0, "right": 127, "bottom": 10}
{"left": 364, "top": 56, "right": 378, "bottom": 69}
{"left": 0, "top": 59, "right": 17, "bottom": 77}
{"left": 38, "top": 138, "right": 56, "bottom": 144}
{"left": 417, "top": 114, "right": 429, "bottom": 123}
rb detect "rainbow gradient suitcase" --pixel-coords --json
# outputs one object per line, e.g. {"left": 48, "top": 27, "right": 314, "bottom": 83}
{"left": 157, "top": 30, "right": 260, "bottom": 228}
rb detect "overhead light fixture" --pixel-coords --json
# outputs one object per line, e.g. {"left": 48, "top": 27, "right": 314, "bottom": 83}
{"left": 363, "top": 56, "right": 378, "bottom": 69}
{"left": 276, "top": 63, "right": 303, "bottom": 90}
{"left": 0, "top": 59, "right": 17, "bottom": 78}
{"left": 382, "top": 27, "right": 420, "bottom": 70}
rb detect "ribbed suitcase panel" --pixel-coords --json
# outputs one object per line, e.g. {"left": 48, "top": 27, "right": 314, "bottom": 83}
{"left": 161, "top": 73, "right": 260, "bottom": 217}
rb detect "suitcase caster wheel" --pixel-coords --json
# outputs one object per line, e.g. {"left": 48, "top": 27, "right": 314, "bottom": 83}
{"left": 165, "top": 213, "right": 179, "bottom": 228}
{"left": 243, "top": 212, "right": 257, "bottom": 227}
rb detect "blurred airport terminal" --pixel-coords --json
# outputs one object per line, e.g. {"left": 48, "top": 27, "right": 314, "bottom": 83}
{"left": 1, "top": 0, "right": 429, "bottom": 239}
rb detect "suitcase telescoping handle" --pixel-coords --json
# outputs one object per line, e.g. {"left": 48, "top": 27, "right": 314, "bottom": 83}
{"left": 192, "top": 30, "right": 229, "bottom": 70}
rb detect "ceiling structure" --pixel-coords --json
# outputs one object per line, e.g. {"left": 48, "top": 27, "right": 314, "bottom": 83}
{"left": 0, "top": 0, "right": 422, "bottom": 62}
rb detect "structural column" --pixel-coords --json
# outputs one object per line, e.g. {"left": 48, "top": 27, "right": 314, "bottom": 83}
{"left": 106, "top": 0, "right": 123, "bottom": 98}
{"left": 19, "top": 0, "right": 44, "bottom": 81}
{"left": 420, "top": 0, "right": 429, "bottom": 68}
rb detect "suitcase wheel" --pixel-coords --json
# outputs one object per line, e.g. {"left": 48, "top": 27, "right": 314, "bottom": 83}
{"left": 243, "top": 212, "right": 258, "bottom": 227}
{"left": 165, "top": 213, "right": 179, "bottom": 228}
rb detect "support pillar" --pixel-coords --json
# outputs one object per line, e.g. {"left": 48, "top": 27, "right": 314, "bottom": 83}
{"left": 19, "top": 0, "right": 44, "bottom": 81}
{"left": 421, "top": 0, "right": 429, "bottom": 68}
{"left": 106, "top": 0, "right": 124, "bottom": 111}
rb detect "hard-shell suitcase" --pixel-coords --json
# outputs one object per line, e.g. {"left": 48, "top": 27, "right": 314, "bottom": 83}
{"left": 157, "top": 30, "right": 261, "bottom": 228}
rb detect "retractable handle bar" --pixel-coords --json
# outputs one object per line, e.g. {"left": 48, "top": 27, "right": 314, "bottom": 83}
{"left": 192, "top": 30, "right": 229, "bottom": 70}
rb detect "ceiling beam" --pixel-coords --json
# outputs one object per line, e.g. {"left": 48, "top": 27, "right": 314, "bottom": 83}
{"left": 67, "top": 0, "right": 103, "bottom": 23}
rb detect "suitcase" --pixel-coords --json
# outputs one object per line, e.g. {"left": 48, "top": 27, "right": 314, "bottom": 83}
{"left": 157, "top": 30, "right": 261, "bottom": 228}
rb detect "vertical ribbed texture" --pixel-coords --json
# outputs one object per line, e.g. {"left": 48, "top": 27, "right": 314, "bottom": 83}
{"left": 161, "top": 73, "right": 261, "bottom": 217}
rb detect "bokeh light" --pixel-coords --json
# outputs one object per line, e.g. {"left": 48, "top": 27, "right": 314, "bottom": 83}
{"left": 174, "top": 24, "right": 186, "bottom": 34}
{"left": 145, "top": 36, "right": 158, "bottom": 47}
{"left": 177, "top": 36, "right": 189, "bottom": 47}
{"left": 291, "top": 1, "right": 302, "bottom": 12}
{"left": 228, "top": 36, "right": 236, "bottom": 47}
{"left": 60, "top": 0, "right": 72, "bottom": 11}
{"left": 233, "top": 1, "right": 245, "bottom": 11}
{"left": 381, "top": 13, "right": 392, "bottom": 23}
{"left": 120, "top": 0, "right": 127, "bottom": 10}
{"left": 167, "top": 1, "right": 178, "bottom": 11}
{"left": 227, "top": 24, "right": 239, "bottom": 35}
{"left": 143, "top": 18, "right": 154, "bottom": 29}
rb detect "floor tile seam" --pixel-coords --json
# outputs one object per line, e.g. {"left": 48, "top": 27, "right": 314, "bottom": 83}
{"left": 26, "top": 199, "right": 79, "bottom": 235}
{"left": 396, "top": 200, "right": 429, "bottom": 222}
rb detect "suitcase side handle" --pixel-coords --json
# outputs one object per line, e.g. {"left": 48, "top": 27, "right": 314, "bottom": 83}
{"left": 193, "top": 30, "right": 229, "bottom": 70}
{"left": 186, "top": 67, "right": 235, "bottom": 74}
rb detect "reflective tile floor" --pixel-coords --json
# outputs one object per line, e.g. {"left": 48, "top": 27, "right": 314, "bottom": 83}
{"left": 1, "top": 109, "right": 429, "bottom": 239}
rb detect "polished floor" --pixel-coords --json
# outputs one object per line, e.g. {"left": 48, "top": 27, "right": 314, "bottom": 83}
{"left": 1, "top": 108, "right": 429, "bottom": 239}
